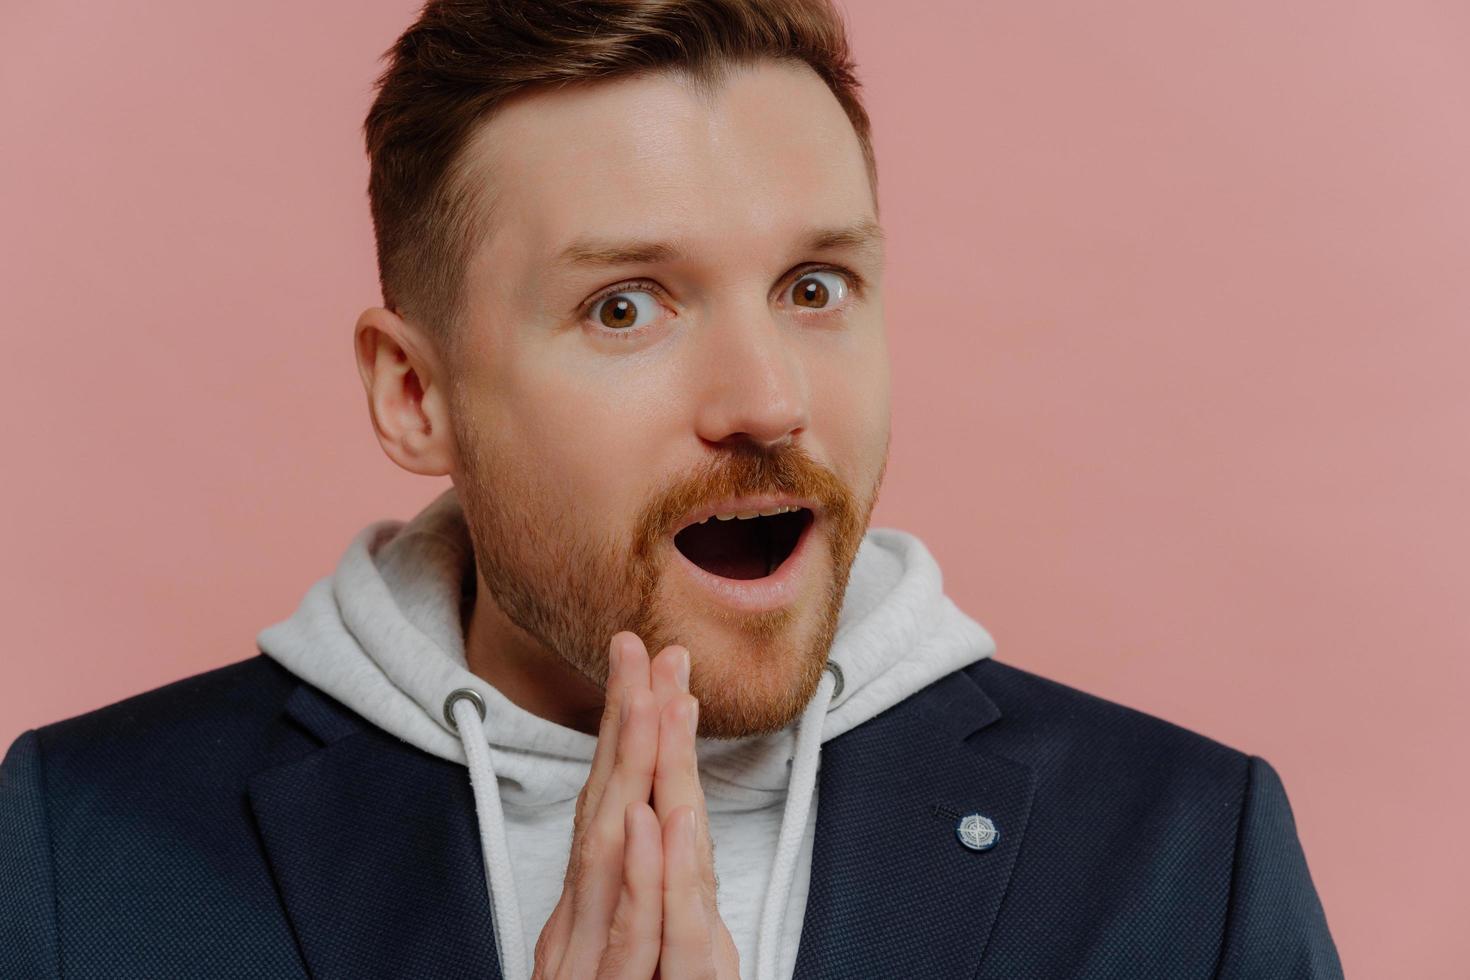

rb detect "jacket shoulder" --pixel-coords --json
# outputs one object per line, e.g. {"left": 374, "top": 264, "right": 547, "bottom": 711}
{"left": 0, "top": 654, "right": 310, "bottom": 978}
{"left": 954, "top": 659, "right": 1343, "bottom": 976}
{"left": 964, "top": 655, "right": 1249, "bottom": 778}
{"left": 21, "top": 652, "right": 301, "bottom": 786}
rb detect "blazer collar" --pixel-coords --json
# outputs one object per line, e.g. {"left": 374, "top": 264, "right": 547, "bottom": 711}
{"left": 247, "top": 685, "right": 505, "bottom": 979}
{"left": 247, "top": 663, "right": 1032, "bottom": 979}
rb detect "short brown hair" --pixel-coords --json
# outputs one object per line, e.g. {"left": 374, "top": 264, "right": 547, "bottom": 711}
{"left": 363, "top": 0, "right": 876, "bottom": 353}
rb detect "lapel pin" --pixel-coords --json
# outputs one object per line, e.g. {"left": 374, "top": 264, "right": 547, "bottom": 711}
{"left": 956, "top": 812, "right": 999, "bottom": 851}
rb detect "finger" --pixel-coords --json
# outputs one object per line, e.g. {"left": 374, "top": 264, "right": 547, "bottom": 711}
{"left": 564, "top": 685, "right": 660, "bottom": 968}
{"left": 649, "top": 644, "right": 690, "bottom": 712}
{"left": 545, "top": 635, "right": 651, "bottom": 978}
{"left": 593, "top": 802, "right": 664, "bottom": 979}
{"left": 653, "top": 694, "right": 714, "bottom": 888}
{"left": 579, "top": 632, "right": 651, "bottom": 833}
{"left": 653, "top": 693, "right": 701, "bottom": 821}
{"left": 533, "top": 887, "right": 572, "bottom": 978}
{"left": 660, "top": 805, "right": 717, "bottom": 974}
{"left": 600, "top": 686, "right": 660, "bottom": 825}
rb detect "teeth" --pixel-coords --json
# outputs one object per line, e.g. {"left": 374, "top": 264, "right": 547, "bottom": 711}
{"left": 695, "top": 504, "right": 801, "bottom": 525}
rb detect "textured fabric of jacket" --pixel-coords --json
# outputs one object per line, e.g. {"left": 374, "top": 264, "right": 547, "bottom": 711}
{"left": 0, "top": 652, "right": 1344, "bottom": 979}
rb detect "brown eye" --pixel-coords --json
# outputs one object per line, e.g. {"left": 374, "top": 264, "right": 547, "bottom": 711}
{"left": 789, "top": 271, "right": 847, "bottom": 310}
{"left": 592, "top": 290, "right": 658, "bottom": 330}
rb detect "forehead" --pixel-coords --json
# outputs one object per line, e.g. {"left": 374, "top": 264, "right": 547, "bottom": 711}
{"left": 463, "top": 59, "right": 874, "bottom": 269}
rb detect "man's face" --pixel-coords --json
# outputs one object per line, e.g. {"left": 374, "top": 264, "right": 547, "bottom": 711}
{"left": 447, "top": 59, "right": 889, "bottom": 739}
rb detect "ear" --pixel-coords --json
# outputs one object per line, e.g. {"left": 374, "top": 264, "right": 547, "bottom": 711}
{"left": 353, "top": 306, "right": 456, "bottom": 477}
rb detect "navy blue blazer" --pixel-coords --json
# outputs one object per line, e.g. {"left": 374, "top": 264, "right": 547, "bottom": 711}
{"left": 1, "top": 652, "right": 1343, "bottom": 978}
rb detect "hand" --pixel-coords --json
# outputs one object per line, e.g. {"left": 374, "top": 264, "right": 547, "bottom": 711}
{"left": 533, "top": 631, "right": 737, "bottom": 978}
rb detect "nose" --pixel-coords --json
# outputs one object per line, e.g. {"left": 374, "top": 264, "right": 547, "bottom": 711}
{"left": 692, "top": 302, "right": 809, "bottom": 450}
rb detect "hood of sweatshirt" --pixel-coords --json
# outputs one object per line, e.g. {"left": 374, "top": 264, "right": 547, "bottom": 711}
{"left": 256, "top": 486, "right": 995, "bottom": 980}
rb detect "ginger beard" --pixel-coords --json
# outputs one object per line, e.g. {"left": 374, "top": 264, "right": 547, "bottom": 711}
{"left": 452, "top": 405, "right": 887, "bottom": 739}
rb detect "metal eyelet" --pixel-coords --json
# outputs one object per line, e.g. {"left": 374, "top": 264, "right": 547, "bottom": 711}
{"left": 824, "top": 661, "right": 844, "bottom": 701}
{"left": 443, "top": 687, "right": 487, "bottom": 732}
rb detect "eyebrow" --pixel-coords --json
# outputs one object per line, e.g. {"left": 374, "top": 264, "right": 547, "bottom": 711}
{"left": 554, "top": 218, "right": 885, "bottom": 269}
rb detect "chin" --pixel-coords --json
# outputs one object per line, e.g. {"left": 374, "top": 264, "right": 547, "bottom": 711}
{"left": 671, "top": 607, "right": 831, "bottom": 740}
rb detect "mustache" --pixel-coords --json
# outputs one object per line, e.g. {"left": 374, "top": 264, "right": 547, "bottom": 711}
{"left": 638, "top": 442, "right": 855, "bottom": 543}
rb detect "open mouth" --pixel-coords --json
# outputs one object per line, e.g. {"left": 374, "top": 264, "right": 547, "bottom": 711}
{"left": 672, "top": 507, "right": 815, "bottom": 580}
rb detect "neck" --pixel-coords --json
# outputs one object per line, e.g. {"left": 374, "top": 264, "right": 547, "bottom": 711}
{"left": 461, "top": 570, "right": 606, "bottom": 735}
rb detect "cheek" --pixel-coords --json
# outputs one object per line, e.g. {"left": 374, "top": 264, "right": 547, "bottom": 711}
{"left": 503, "top": 362, "right": 672, "bottom": 522}
{"left": 805, "top": 335, "right": 890, "bottom": 466}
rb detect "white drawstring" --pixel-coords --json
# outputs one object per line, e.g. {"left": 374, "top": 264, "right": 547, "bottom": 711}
{"left": 754, "top": 663, "right": 839, "bottom": 980}
{"left": 451, "top": 694, "right": 530, "bottom": 980}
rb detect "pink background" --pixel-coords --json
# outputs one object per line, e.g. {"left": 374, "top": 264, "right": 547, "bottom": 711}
{"left": 3, "top": 1, "right": 1466, "bottom": 974}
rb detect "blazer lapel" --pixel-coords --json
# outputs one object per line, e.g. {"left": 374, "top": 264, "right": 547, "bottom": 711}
{"left": 793, "top": 666, "right": 1035, "bottom": 979}
{"left": 247, "top": 683, "right": 503, "bottom": 980}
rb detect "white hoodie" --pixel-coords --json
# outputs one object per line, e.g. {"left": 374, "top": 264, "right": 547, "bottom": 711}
{"left": 255, "top": 487, "right": 995, "bottom": 980}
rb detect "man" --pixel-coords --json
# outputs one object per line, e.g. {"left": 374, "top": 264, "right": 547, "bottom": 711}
{"left": 0, "top": 1, "right": 1344, "bottom": 977}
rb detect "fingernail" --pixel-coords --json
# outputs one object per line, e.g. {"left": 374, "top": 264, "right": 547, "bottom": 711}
{"left": 676, "top": 649, "right": 690, "bottom": 693}
{"left": 687, "top": 696, "right": 698, "bottom": 737}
